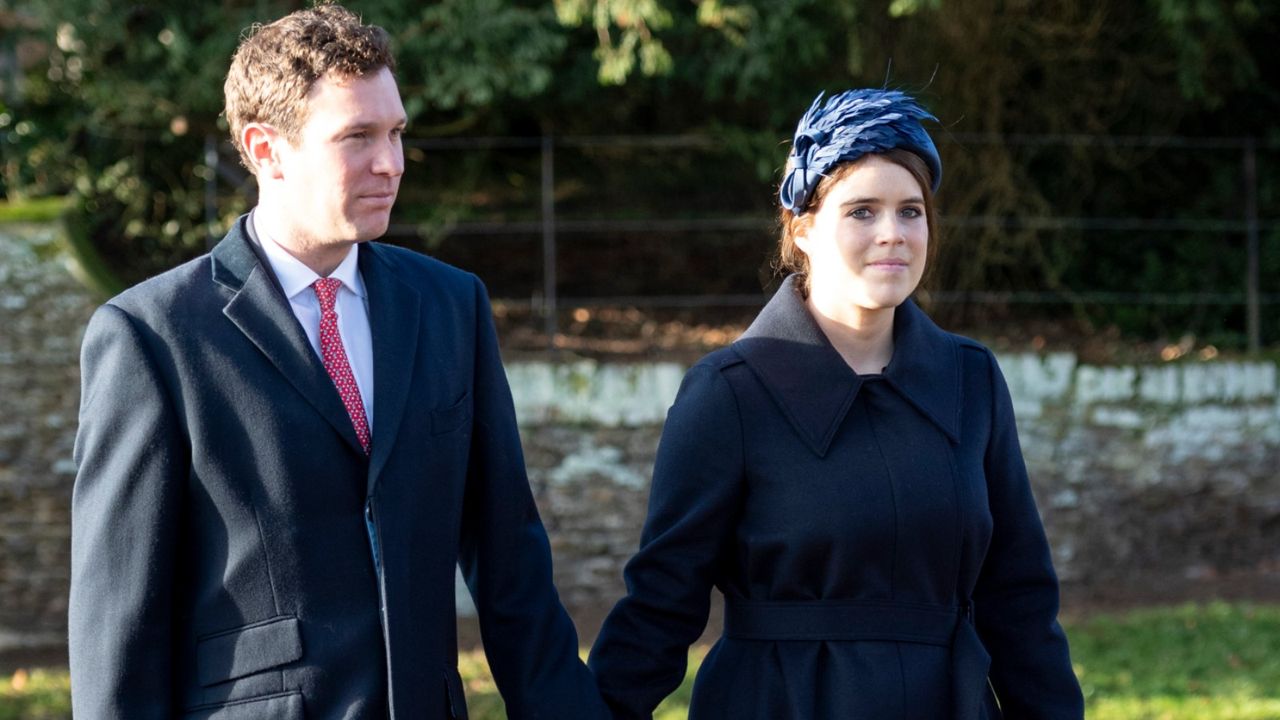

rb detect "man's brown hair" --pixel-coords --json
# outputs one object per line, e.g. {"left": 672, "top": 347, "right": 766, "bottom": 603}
{"left": 223, "top": 3, "right": 396, "bottom": 170}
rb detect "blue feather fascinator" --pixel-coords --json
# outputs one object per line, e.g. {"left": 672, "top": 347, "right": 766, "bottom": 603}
{"left": 780, "top": 88, "right": 941, "bottom": 213}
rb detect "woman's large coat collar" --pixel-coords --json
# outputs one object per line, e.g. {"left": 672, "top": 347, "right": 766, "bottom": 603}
{"left": 731, "top": 275, "right": 964, "bottom": 457}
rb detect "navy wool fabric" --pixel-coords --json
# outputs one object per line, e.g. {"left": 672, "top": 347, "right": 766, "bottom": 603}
{"left": 779, "top": 89, "right": 942, "bottom": 212}
{"left": 70, "top": 214, "right": 607, "bottom": 720}
{"left": 589, "top": 275, "right": 1084, "bottom": 720}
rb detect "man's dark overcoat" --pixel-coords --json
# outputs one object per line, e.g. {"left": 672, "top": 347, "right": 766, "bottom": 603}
{"left": 589, "top": 275, "right": 1084, "bottom": 719}
{"left": 70, "top": 214, "right": 606, "bottom": 720}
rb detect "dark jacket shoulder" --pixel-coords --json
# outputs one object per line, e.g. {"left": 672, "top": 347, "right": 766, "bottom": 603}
{"left": 693, "top": 346, "right": 746, "bottom": 374}
{"left": 361, "top": 240, "right": 478, "bottom": 293}
{"left": 105, "top": 252, "right": 218, "bottom": 320}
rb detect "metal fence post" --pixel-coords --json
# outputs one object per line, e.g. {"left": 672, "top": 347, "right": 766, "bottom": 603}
{"left": 205, "top": 134, "right": 219, "bottom": 250}
{"left": 541, "top": 133, "right": 558, "bottom": 349}
{"left": 1244, "top": 138, "right": 1260, "bottom": 353}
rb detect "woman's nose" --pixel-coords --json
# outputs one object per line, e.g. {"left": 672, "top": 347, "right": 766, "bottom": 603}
{"left": 875, "top": 216, "right": 906, "bottom": 245}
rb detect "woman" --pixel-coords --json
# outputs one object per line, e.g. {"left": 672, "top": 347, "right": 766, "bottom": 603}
{"left": 588, "top": 89, "right": 1084, "bottom": 720}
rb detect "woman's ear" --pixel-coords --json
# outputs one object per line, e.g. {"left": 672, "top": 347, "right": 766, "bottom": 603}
{"left": 794, "top": 237, "right": 811, "bottom": 259}
{"left": 792, "top": 222, "right": 813, "bottom": 258}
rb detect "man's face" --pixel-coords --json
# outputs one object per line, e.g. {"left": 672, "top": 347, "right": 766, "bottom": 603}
{"left": 274, "top": 67, "right": 406, "bottom": 247}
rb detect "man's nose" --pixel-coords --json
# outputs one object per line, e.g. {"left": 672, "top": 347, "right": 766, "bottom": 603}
{"left": 373, "top": 137, "right": 404, "bottom": 177}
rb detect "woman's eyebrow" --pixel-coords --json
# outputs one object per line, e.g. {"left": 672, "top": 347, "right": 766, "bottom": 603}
{"left": 840, "top": 195, "right": 924, "bottom": 207}
{"left": 840, "top": 197, "right": 881, "bottom": 207}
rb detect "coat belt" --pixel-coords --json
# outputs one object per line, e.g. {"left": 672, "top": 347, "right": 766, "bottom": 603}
{"left": 724, "top": 598, "right": 966, "bottom": 644}
{"left": 722, "top": 598, "right": 991, "bottom": 720}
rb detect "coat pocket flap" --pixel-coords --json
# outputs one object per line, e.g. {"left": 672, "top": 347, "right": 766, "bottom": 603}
{"left": 183, "top": 691, "right": 304, "bottom": 720}
{"left": 430, "top": 392, "right": 472, "bottom": 435}
{"left": 197, "top": 616, "right": 302, "bottom": 687}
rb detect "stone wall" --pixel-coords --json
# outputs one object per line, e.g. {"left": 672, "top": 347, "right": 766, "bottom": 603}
{"left": 1005, "top": 356, "right": 1280, "bottom": 586}
{"left": 0, "top": 223, "right": 96, "bottom": 653}
{"left": 2, "top": 221, "right": 1279, "bottom": 654}
{"left": 516, "top": 357, "right": 1280, "bottom": 614}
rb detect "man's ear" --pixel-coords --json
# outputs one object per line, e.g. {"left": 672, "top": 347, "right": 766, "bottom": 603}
{"left": 241, "top": 123, "right": 286, "bottom": 180}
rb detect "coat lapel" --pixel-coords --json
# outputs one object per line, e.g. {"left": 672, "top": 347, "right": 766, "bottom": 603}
{"left": 211, "top": 215, "right": 366, "bottom": 456}
{"left": 359, "top": 242, "right": 420, "bottom": 494}
{"left": 732, "top": 275, "right": 961, "bottom": 457}
{"left": 882, "top": 299, "right": 962, "bottom": 445}
{"left": 732, "top": 276, "right": 863, "bottom": 457}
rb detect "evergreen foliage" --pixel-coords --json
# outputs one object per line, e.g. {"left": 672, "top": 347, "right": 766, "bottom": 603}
{"left": 1, "top": 0, "right": 1276, "bottom": 344}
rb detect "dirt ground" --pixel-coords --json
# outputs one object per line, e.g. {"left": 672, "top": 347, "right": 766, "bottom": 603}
{"left": 492, "top": 303, "right": 1251, "bottom": 367}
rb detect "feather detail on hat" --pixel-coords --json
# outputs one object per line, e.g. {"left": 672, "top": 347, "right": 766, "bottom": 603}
{"left": 780, "top": 89, "right": 941, "bottom": 213}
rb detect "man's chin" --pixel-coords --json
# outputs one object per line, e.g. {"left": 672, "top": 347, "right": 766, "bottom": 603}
{"left": 351, "top": 215, "right": 393, "bottom": 242}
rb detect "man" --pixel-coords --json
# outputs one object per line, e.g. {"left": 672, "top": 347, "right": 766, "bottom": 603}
{"left": 69, "top": 5, "right": 607, "bottom": 718}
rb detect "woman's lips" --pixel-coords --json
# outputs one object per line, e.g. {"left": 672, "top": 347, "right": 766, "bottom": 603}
{"left": 866, "top": 258, "right": 909, "bottom": 271}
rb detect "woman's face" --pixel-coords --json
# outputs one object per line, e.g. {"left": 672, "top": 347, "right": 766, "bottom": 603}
{"left": 795, "top": 155, "right": 928, "bottom": 316}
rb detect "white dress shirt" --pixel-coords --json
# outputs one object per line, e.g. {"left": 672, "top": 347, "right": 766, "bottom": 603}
{"left": 252, "top": 214, "right": 375, "bottom": 431}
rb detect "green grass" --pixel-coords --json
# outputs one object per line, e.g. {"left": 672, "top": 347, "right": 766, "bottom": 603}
{"left": 0, "top": 669, "right": 70, "bottom": 720}
{"left": 0, "top": 197, "right": 66, "bottom": 224}
{"left": 1072, "top": 602, "right": 1280, "bottom": 719}
{"left": 3, "top": 603, "right": 1278, "bottom": 719}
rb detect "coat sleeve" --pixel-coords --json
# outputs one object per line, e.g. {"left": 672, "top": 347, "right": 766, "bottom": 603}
{"left": 973, "top": 351, "right": 1084, "bottom": 719}
{"left": 70, "top": 303, "right": 186, "bottom": 718}
{"left": 588, "top": 361, "right": 746, "bottom": 719}
{"left": 456, "top": 277, "right": 610, "bottom": 720}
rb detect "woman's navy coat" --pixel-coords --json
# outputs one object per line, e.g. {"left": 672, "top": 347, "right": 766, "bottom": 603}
{"left": 589, "top": 276, "right": 1084, "bottom": 719}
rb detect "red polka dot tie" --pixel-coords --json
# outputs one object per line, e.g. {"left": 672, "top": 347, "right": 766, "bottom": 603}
{"left": 312, "top": 278, "right": 371, "bottom": 454}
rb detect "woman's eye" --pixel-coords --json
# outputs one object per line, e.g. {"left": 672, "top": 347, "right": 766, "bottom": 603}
{"left": 848, "top": 208, "right": 872, "bottom": 219}
{"left": 900, "top": 206, "right": 923, "bottom": 218}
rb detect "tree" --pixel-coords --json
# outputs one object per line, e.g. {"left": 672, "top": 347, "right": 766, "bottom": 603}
{"left": 8, "top": 0, "right": 572, "bottom": 288}
{"left": 6, "top": 0, "right": 1277, "bottom": 344}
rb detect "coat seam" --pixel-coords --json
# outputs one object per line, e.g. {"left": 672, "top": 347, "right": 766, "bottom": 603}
{"left": 896, "top": 642, "right": 909, "bottom": 718}
{"left": 865, "top": 405, "right": 900, "bottom": 599}
{"left": 99, "top": 302, "right": 193, "bottom": 453}
{"left": 948, "top": 349, "right": 970, "bottom": 608}
{"left": 709, "top": 362, "right": 748, "bottom": 590}
{"left": 717, "top": 366, "right": 748, "bottom": 501}
{"left": 252, "top": 507, "right": 283, "bottom": 617}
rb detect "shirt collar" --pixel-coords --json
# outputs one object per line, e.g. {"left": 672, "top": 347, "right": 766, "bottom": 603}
{"left": 252, "top": 211, "right": 366, "bottom": 301}
{"left": 731, "top": 274, "right": 962, "bottom": 456}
